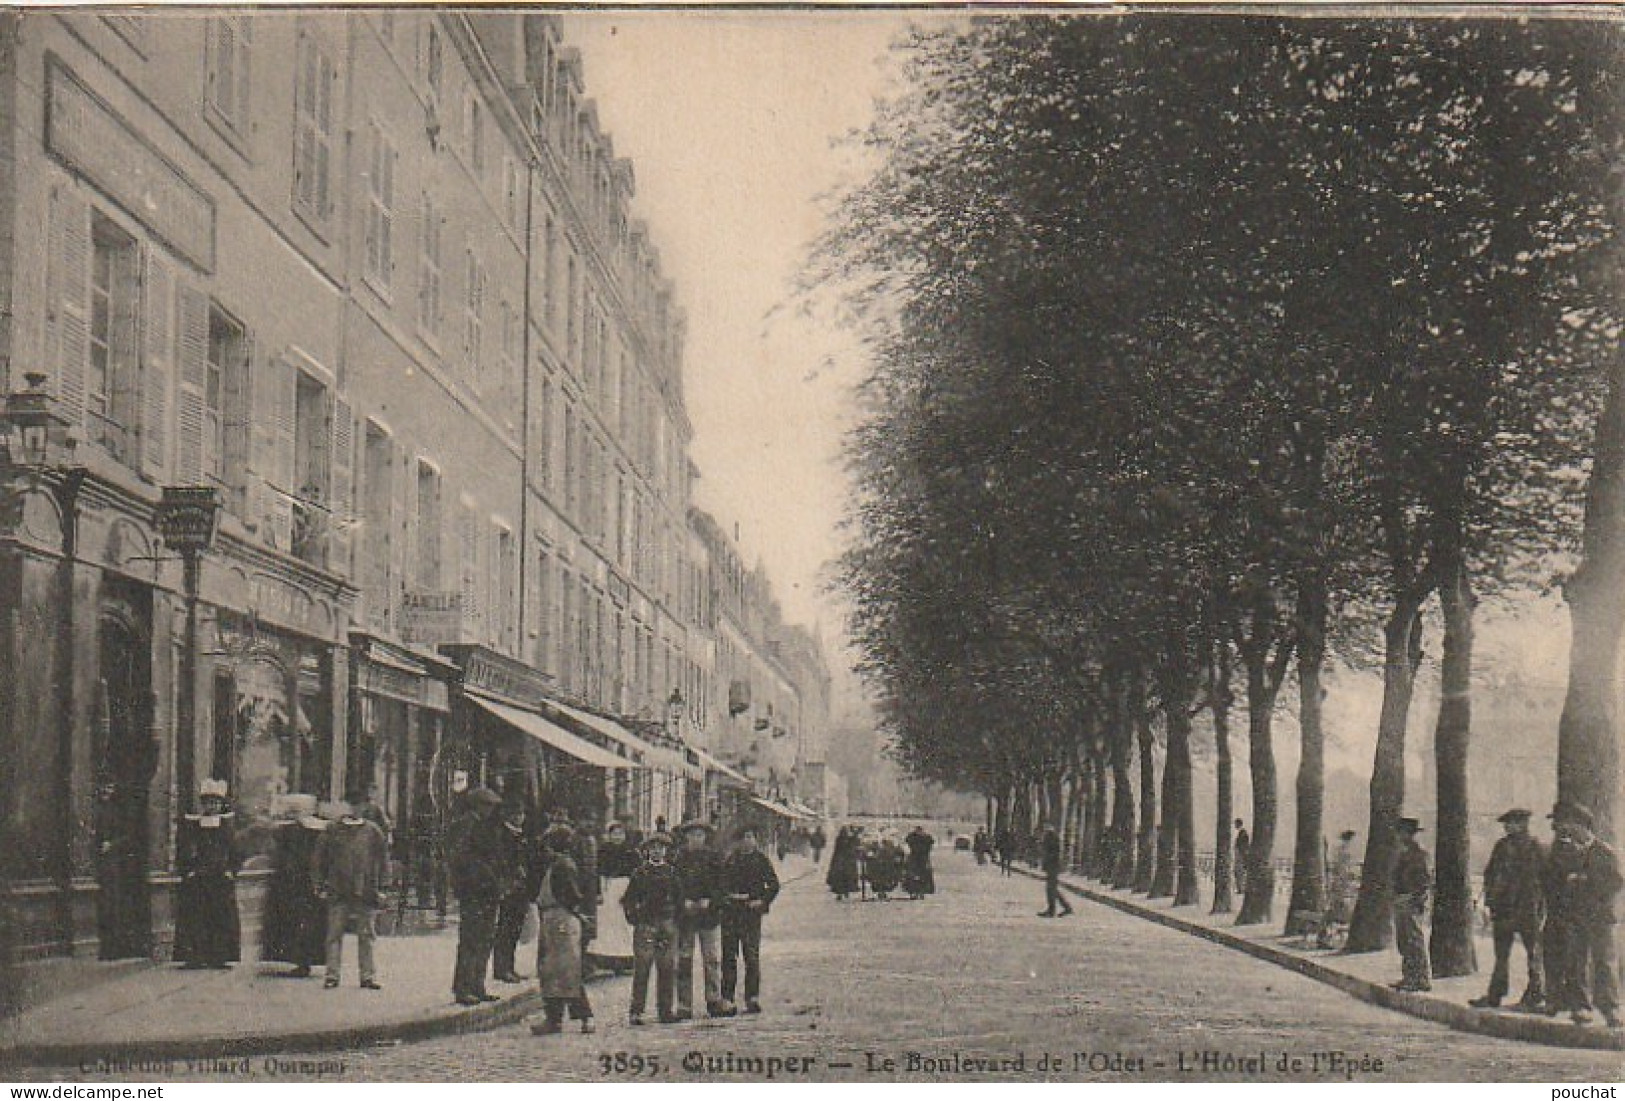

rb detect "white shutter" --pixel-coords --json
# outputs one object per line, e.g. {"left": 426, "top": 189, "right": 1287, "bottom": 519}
{"left": 459, "top": 499, "right": 480, "bottom": 638}
{"left": 329, "top": 394, "right": 356, "bottom": 578}
{"left": 48, "top": 187, "right": 91, "bottom": 427}
{"left": 174, "top": 285, "right": 209, "bottom": 485}
{"left": 141, "top": 248, "right": 175, "bottom": 480}
{"left": 253, "top": 357, "right": 294, "bottom": 549}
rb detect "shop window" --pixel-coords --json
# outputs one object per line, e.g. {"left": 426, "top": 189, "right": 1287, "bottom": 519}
{"left": 211, "top": 671, "right": 237, "bottom": 796}
{"left": 88, "top": 214, "right": 141, "bottom": 468}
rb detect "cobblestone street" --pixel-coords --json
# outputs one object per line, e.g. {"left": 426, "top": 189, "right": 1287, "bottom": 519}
{"left": 17, "top": 853, "right": 1622, "bottom": 1083}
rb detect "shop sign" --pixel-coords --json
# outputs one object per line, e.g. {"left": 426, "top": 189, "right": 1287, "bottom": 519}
{"left": 155, "top": 486, "right": 221, "bottom": 553}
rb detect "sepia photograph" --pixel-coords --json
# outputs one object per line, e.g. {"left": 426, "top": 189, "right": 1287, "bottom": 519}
{"left": 0, "top": 1, "right": 1623, "bottom": 1088}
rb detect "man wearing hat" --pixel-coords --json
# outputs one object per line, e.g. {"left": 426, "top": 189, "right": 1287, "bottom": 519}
{"left": 621, "top": 831, "right": 683, "bottom": 1025}
{"left": 1469, "top": 808, "right": 1546, "bottom": 1010}
{"left": 1390, "top": 816, "right": 1432, "bottom": 992}
{"left": 449, "top": 787, "right": 511, "bottom": 1006}
{"left": 673, "top": 819, "right": 729, "bottom": 1019}
{"left": 1544, "top": 802, "right": 1622, "bottom": 1027}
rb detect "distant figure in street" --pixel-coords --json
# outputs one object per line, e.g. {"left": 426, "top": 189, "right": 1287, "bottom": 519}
{"left": 1389, "top": 816, "right": 1432, "bottom": 993}
{"left": 1544, "top": 801, "right": 1622, "bottom": 1028}
{"left": 810, "top": 826, "right": 827, "bottom": 866}
{"left": 261, "top": 794, "right": 327, "bottom": 977}
{"left": 996, "top": 828, "right": 1015, "bottom": 876}
{"left": 865, "top": 835, "right": 904, "bottom": 899}
{"left": 827, "top": 826, "right": 860, "bottom": 900}
{"left": 973, "top": 828, "right": 990, "bottom": 866}
{"left": 1469, "top": 808, "right": 1546, "bottom": 1011}
{"left": 1233, "top": 820, "right": 1251, "bottom": 898}
{"left": 450, "top": 787, "right": 509, "bottom": 1006}
{"left": 720, "top": 829, "right": 780, "bottom": 1015}
{"left": 173, "top": 780, "right": 241, "bottom": 969}
{"left": 1321, "top": 829, "right": 1358, "bottom": 945}
{"left": 529, "top": 823, "right": 594, "bottom": 1035}
{"left": 903, "top": 825, "right": 936, "bottom": 899}
{"left": 622, "top": 831, "right": 683, "bottom": 1025}
{"left": 315, "top": 799, "right": 388, "bottom": 990}
{"left": 1038, "top": 827, "right": 1074, "bottom": 918}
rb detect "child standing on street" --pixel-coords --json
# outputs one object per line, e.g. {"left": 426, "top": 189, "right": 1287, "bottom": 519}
{"left": 620, "top": 832, "right": 683, "bottom": 1025}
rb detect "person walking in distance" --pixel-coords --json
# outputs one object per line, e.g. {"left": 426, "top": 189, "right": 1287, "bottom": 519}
{"left": 449, "top": 787, "right": 509, "bottom": 1006}
{"left": 1390, "top": 816, "right": 1433, "bottom": 992}
{"left": 720, "top": 829, "right": 780, "bottom": 1016}
{"left": 1545, "top": 802, "right": 1622, "bottom": 1028}
{"left": 997, "top": 828, "right": 1015, "bottom": 877}
{"left": 1233, "top": 819, "right": 1251, "bottom": 898}
{"left": 810, "top": 825, "right": 827, "bottom": 867}
{"left": 622, "top": 832, "right": 683, "bottom": 1025}
{"left": 1469, "top": 808, "right": 1546, "bottom": 1011}
{"left": 314, "top": 798, "right": 388, "bottom": 990}
{"left": 1038, "top": 828, "right": 1074, "bottom": 917}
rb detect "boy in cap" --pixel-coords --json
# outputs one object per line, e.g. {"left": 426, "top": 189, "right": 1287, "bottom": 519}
{"left": 673, "top": 819, "right": 729, "bottom": 1018}
{"left": 1469, "top": 808, "right": 1545, "bottom": 1010}
{"left": 621, "top": 832, "right": 683, "bottom": 1025}
{"left": 1544, "top": 802, "right": 1622, "bottom": 1027}
{"left": 1390, "top": 816, "right": 1432, "bottom": 992}
{"left": 450, "top": 787, "right": 510, "bottom": 1006}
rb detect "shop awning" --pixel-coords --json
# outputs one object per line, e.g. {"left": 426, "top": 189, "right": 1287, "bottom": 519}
{"left": 468, "top": 693, "right": 637, "bottom": 771}
{"left": 546, "top": 699, "right": 701, "bottom": 781}
{"left": 692, "top": 747, "right": 752, "bottom": 789}
{"left": 750, "top": 795, "right": 807, "bottom": 821}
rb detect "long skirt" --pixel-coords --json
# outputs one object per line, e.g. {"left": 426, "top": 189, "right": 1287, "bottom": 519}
{"left": 536, "top": 907, "right": 585, "bottom": 1000}
{"left": 174, "top": 875, "right": 241, "bottom": 965}
{"left": 827, "top": 852, "right": 860, "bottom": 895}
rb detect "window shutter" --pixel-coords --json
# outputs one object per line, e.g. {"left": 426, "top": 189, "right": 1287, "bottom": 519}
{"left": 459, "top": 500, "right": 480, "bottom": 637}
{"left": 396, "top": 445, "right": 414, "bottom": 610}
{"left": 174, "top": 284, "right": 209, "bottom": 484}
{"left": 225, "top": 332, "right": 254, "bottom": 516}
{"left": 329, "top": 394, "right": 356, "bottom": 578}
{"left": 253, "top": 357, "right": 294, "bottom": 549}
{"left": 141, "top": 248, "right": 174, "bottom": 480}
{"left": 48, "top": 186, "right": 91, "bottom": 427}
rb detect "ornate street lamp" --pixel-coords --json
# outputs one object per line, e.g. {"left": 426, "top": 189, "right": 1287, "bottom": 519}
{"left": 155, "top": 486, "right": 221, "bottom": 819}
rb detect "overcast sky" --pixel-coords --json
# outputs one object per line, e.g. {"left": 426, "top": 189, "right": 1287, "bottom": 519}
{"left": 564, "top": 11, "right": 922, "bottom": 646}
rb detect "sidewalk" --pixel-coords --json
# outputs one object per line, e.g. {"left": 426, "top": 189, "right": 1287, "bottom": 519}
{"left": 0, "top": 924, "right": 542, "bottom": 1068}
{"left": 1025, "top": 865, "right": 1624, "bottom": 1053}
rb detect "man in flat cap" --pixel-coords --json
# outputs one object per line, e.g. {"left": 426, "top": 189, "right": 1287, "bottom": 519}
{"left": 1390, "top": 816, "right": 1432, "bottom": 992}
{"left": 1544, "top": 802, "right": 1622, "bottom": 1027}
{"left": 673, "top": 819, "right": 729, "bottom": 1019}
{"left": 1470, "top": 808, "right": 1546, "bottom": 1011}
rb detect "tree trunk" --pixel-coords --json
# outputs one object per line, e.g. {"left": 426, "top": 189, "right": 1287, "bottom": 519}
{"left": 1211, "top": 677, "right": 1236, "bottom": 915}
{"left": 1110, "top": 711, "right": 1137, "bottom": 888}
{"left": 1090, "top": 748, "right": 1110, "bottom": 876}
{"left": 1429, "top": 553, "right": 1478, "bottom": 977}
{"left": 1166, "top": 698, "right": 1202, "bottom": 907}
{"left": 1134, "top": 703, "right": 1158, "bottom": 893}
{"left": 1069, "top": 768, "right": 1088, "bottom": 872}
{"left": 1151, "top": 716, "right": 1178, "bottom": 899}
{"left": 1345, "top": 593, "right": 1428, "bottom": 953}
{"left": 1236, "top": 656, "right": 1280, "bottom": 925}
{"left": 1286, "top": 576, "right": 1329, "bottom": 934}
{"left": 1558, "top": 360, "right": 1625, "bottom": 857}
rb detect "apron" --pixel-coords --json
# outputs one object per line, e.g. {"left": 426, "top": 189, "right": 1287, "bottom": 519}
{"left": 536, "top": 864, "right": 585, "bottom": 999}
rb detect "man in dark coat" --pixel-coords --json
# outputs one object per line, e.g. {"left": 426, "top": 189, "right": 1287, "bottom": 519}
{"left": 491, "top": 802, "right": 541, "bottom": 984}
{"left": 450, "top": 787, "right": 510, "bottom": 1005}
{"left": 1037, "top": 827, "right": 1074, "bottom": 917}
{"left": 996, "top": 828, "right": 1015, "bottom": 876}
{"left": 720, "top": 829, "right": 780, "bottom": 1015}
{"left": 1545, "top": 802, "right": 1622, "bottom": 1027}
{"left": 173, "top": 781, "right": 241, "bottom": 968}
{"left": 1470, "top": 808, "right": 1546, "bottom": 1010}
{"left": 622, "top": 832, "right": 683, "bottom": 1025}
{"left": 673, "top": 820, "right": 728, "bottom": 1019}
{"left": 1234, "top": 820, "right": 1251, "bottom": 897}
{"left": 810, "top": 826, "right": 827, "bottom": 866}
{"left": 904, "top": 825, "right": 936, "bottom": 899}
{"left": 1390, "top": 816, "right": 1433, "bottom": 992}
{"left": 261, "top": 796, "right": 327, "bottom": 977}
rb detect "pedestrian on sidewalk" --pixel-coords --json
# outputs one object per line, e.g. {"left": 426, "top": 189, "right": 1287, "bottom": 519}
{"left": 674, "top": 819, "right": 728, "bottom": 1019}
{"left": 174, "top": 779, "right": 241, "bottom": 970}
{"left": 491, "top": 802, "right": 540, "bottom": 984}
{"left": 1234, "top": 820, "right": 1251, "bottom": 898}
{"left": 1389, "top": 816, "right": 1432, "bottom": 993}
{"left": 1544, "top": 802, "right": 1622, "bottom": 1028}
{"left": 1320, "top": 829, "right": 1358, "bottom": 947}
{"left": 529, "top": 823, "right": 595, "bottom": 1035}
{"left": 903, "top": 825, "right": 936, "bottom": 899}
{"left": 810, "top": 825, "right": 827, "bottom": 866}
{"left": 827, "top": 825, "right": 860, "bottom": 900}
{"left": 997, "top": 828, "right": 1014, "bottom": 876}
{"left": 1469, "top": 808, "right": 1546, "bottom": 1011}
{"left": 314, "top": 799, "right": 388, "bottom": 990}
{"left": 721, "top": 829, "right": 780, "bottom": 1016}
{"left": 1038, "top": 827, "right": 1074, "bottom": 918}
{"left": 450, "top": 787, "right": 510, "bottom": 1006}
{"left": 622, "top": 831, "right": 683, "bottom": 1025}
{"left": 261, "top": 794, "right": 328, "bottom": 978}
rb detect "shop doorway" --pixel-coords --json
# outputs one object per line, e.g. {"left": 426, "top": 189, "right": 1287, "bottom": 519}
{"left": 94, "top": 597, "right": 155, "bottom": 959}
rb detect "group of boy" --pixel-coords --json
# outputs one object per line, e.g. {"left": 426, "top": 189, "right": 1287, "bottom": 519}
{"left": 620, "top": 820, "right": 781, "bottom": 1025}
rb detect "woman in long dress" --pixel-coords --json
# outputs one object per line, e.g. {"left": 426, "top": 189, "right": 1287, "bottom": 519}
{"left": 903, "top": 826, "right": 936, "bottom": 899}
{"left": 174, "top": 781, "right": 241, "bottom": 969}
{"left": 261, "top": 796, "right": 328, "bottom": 975}
{"left": 826, "top": 826, "right": 860, "bottom": 900}
{"left": 530, "top": 824, "right": 595, "bottom": 1035}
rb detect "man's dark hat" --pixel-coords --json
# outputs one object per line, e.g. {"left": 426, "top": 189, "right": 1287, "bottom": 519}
{"left": 677, "top": 819, "right": 713, "bottom": 837}
{"left": 1549, "top": 801, "right": 1594, "bottom": 828}
{"left": 1497, "top": 808, "right": 1532, "bottom": 824}
{"left": 1395, "top": 816, "right": 1423, "bottom": 833}
{"left": 643, "top": 831, "right": 674, "bottom": 849}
